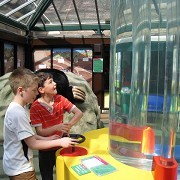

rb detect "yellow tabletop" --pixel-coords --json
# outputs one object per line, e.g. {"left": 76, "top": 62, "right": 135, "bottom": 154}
{"left": 56, "top": 128, "right": 154, "bottom": 180}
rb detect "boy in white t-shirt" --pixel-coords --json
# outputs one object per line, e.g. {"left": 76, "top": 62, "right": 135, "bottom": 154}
{"left": 3, "top": 68, "right": 77, "bottom": 180}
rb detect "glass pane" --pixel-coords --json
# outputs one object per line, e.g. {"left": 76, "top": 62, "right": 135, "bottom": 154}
{"left": 4, "top": 43, "right": 14, "bottom": 73}
{"left": 39, "top": 0, "right": 111, "bottom": 25}
{"left": 0, "top": 0, "right": 42, "bottom": 25}
{"left": 74, "top": 0, "right": 98, "bottom": 24}
{"left": 9, "top": 4, "right": 36, "bottom": 23}
{"left": 34, "top": 49, "right": 51, "bottom": 71}
{"left": 97, "top": 0, "right": 111, "bottom": 23}
{"left": 53, "top": 48, "right": 71, "bottom": 72}
{"left": 42, "top": 0, "right": 78, "bottom": 25}
{"left": 17, "top": 45, "right": 25, "bottom": 68}
{"left": 73, "top": 48, "right": 92, "bottom": 86}
{"left": 109, "top": 0, "right": 180, "bottom": 173}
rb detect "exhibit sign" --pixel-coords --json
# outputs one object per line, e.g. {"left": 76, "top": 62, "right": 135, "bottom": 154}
{"left": 93, "top": 58, "right": 103, "bottom": 72}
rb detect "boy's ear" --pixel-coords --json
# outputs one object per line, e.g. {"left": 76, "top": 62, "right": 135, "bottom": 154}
{"left": 17, "top": 87, "right": 24, "bottom": 96}
{"left": 18, "top": 87, "right": 23, "bottom": 92}
{"left": 38, "top": 87, "right": 44, "bottom": 93}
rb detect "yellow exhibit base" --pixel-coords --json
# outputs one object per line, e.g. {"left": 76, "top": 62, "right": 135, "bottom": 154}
{"left": 55, "top": 128, "right": 154, "bottom": 180}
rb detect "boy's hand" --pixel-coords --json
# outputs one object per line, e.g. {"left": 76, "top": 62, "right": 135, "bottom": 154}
{"left": 59, "top": 137, "right": 78, "bottom": 148}
{"left": 57, "top": 123, "right": 71, "bottom": 133}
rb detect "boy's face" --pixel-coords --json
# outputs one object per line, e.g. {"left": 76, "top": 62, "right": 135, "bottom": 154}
{"left": 23, "top": 84, "right": 39, "bottom": 104}
{"left": 40, "top": 77, "right": 57, "bottom": 95}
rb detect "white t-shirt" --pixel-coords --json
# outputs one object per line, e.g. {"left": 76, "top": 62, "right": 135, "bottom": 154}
{"left": 3, "top": 102, "right": 35, "bottom": 176}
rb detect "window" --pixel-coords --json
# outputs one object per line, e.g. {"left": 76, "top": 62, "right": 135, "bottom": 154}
{"left": 34, "top": 49, "right": 51, "bottom": 70}
{"left": 4, "top": 43, "right": 14, "bottom": 73}
{"left": 17, "top": 45, "right": 25, "bottom": 68}
{"left": 73, "top": 48, "right": 92, "bottom": 86}
{"left": 53, "top": 48, "right": 71, "bottom": 72}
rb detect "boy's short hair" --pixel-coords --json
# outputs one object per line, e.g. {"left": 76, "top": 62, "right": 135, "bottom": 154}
{"left": 35, "top": 72, "right": 53, "bottom": 88}
{"left": 9, "top": 67, "right": 39, "bottom": 94}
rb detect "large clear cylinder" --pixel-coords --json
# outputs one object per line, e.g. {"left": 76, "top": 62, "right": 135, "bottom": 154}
{"left": 109, "top": 0, "right": 180, "bottom": 171}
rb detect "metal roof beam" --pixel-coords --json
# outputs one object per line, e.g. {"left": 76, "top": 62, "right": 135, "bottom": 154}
{"left": 27, "top": 0, "right": 53, "bottom": 31}
{"left": 32, "top": 24, "right": 110, "bottom": 31}
{"left": 72, "top": 0, "right": 82, "bottom": 30}
{"left": 17, "top": 10, "right": 36, "bottom": 22}
{"left": 32, "top": 2, "right": 51, "bottom": 24}
{"left": 5, "top": 0, "right": 36, "bottom": 16}
{"left": 52, "top": 1, "right": 64, "bottom": 30}
{"left": 0, "top": 14, "right": 27, "bottom": 30}
{"left": 94, "top": 0, "right": 101, "bottom": 34}
{"left": 152, "top": 0, "right": 162, "bottom": 22}
{"left": 0, "top": 0, "right": 11, "bottom": 7}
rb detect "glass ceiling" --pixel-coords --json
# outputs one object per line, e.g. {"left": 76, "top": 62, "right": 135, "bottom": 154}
{"left": 0, "top": 0, "right": 111, "bottom": 37}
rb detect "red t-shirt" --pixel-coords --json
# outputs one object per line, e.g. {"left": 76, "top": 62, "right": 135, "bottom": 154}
{"left": 30, "top": 94, "right": 75, "bottom": 137}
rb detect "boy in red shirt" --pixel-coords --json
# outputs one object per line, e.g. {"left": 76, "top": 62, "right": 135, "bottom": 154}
{"left": 30, "top": 72, "right": 83, "bottom": 180}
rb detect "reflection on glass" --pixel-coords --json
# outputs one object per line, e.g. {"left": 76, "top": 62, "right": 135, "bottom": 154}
{"left": 53, "top": 48, "right": 71, "bottom": 72}
{"left": 34, "top": 49, "right": 51, "bottom": 70}
{"left": 0, "top": 0, "right": 42, "bottom": 25}
{"left": 17, "top": 45, "right": 25, "bottom": 67}
{"left": 4, "top": 43, "right": 14, "bottom": 73}
{"left": 73, "top": 48, "right": 92, "bottom": 86}
{"left": 109, "top": 0, "right": 180, "bottom": 172}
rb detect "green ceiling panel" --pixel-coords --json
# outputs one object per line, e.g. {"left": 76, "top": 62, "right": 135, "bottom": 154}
{"left": 32, "top": 24, "right": 110, "bottom": 31}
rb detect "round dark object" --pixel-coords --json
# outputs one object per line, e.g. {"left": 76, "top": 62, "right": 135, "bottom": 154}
{"left": 69, "top": 134, "right": 86, "bottom": 144}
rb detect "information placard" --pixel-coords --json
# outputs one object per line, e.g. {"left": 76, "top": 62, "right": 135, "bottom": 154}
{"left": 93, "top": 58, "right": 103, "bottom": 72}
{"left": 81, "top": 155, "right": 117, "bottom": 176}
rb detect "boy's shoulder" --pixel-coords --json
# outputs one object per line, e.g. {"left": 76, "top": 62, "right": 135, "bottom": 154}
{"left": 8, "top": 101, "right": 22, "bottom": 109}
{"left": 54, "top": 94, "right": 69, "bottom": 101}
{"left": 6, "top": 102, "right": 25, "bottom": 118}
{"left": 30, "top": 99, "right": 40, "bottom": 108}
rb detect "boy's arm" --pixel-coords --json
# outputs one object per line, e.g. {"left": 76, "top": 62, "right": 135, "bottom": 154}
{"left": 35, "top": 134, "right": 61, "bottom": 140}
{"left": 35, "top": 123, "right": 71, "bottom": 137}
{"left": 34, "top": 106, "right": 83, "bottom": 136}
{"left": 24, "top": 135, "right": 78, "bottom": 150}
{"left": 68, "top": 107, "right": 83, "bottom": 127}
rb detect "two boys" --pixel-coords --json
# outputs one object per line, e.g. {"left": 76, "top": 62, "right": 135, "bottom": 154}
{"left": 3, "top": 68, "right": 82, "bottom": 180}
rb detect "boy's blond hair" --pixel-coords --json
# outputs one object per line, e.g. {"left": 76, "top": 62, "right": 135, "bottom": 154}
{"left": 9, "top": 68, "right": 39, "bottom": 94}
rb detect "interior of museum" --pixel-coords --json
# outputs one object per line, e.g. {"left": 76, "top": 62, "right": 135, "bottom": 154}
{"left": 0, "top": 0, "right": 179, "bottom": 180}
